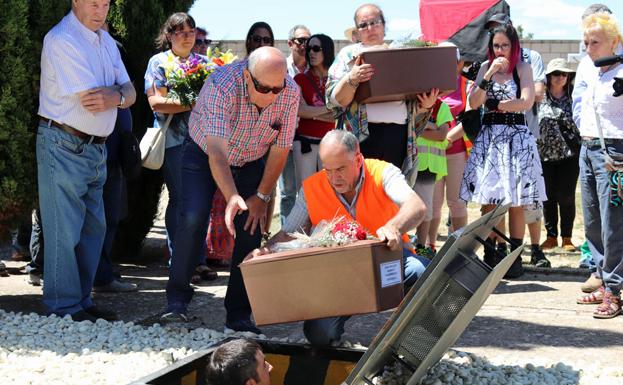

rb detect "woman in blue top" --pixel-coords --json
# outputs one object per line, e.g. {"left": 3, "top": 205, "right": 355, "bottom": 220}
{"left": 144, "top": 12, "right": 216, "bottom": 280}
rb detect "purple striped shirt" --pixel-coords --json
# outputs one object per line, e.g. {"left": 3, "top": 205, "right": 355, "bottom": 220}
{"left": 189, "top": 60, "right": 300, "bottom": 166}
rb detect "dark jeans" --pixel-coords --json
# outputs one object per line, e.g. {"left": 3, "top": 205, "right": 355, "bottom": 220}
{"left": 166, "top": 139, "right": 264, "bottom": 322}
{"left": 94, "top": 162, "right": 125, "bottom": 286}
{"left": 359, "top": 122, "right": 408, "bottom": 168}
{"left": 28, "top": 209, "right": 44, "bottom": 274}
{"left": 542, "top": 157, "right": 579, "bottom": 238}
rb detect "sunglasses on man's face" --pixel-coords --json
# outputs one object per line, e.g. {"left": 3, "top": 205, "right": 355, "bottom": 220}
{"left": 195, "top": 39, "right": 212, "bottom": 46}
{"left": 550, "top": 71, "right": 569, "bottom": 77}
{"left": 251, "top": 35, "right": 273, "bottom": 44}
{"left": 292, "top": 37, "right": 309, "bottom": 46}
{"left": 248, "top": 71, "right": 286, "bottom": 94}
{"left": 357, "top": 18, "right": 383, "bottom": 30}
{"left": 306, "top": 45, "right": 322, "bottom": 53}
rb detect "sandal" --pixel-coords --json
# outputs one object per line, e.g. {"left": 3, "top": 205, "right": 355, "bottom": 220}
{"left": 593, "top": 291, "right": 622, "bottom": 319}
{"left": 577, "top": 286, "right": 605, "bottom": 304}
{"left": 196, "top": 265, "right": 218, "bottom": 281}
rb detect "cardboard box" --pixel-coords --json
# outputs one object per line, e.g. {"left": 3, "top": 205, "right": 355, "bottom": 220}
{"left": 354, "top": 46, "right": 457, "bottom": 104}
{"left": 240, "top": 240, "right": 404, "bottom": 326}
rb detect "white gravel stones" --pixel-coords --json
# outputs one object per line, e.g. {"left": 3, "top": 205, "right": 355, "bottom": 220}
{"left": 371, "top": 349, "right": 597, "bottom": 385}
{"left": 0, "top": 310, "right": 248, "bottom": 385}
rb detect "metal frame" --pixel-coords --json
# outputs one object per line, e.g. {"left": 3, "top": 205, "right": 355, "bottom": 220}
{"left": 344, "top": 204, "right": 521, "bottom": 385}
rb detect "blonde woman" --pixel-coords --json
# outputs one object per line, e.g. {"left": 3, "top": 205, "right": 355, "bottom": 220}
{"left": 575, "top": 12, "right": 623, "bottom": 319}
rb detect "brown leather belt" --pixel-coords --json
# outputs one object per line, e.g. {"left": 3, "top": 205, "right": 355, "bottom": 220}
{"left": 40, "top": 117, "right": 107, "bottom": 144}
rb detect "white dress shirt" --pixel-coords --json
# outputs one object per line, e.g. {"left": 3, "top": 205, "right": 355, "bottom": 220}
{"left": 579, "top": 63, "right": 623, "bottom": 139}
{"left": 38, "top": 11, "right": 130, "bottom": 136}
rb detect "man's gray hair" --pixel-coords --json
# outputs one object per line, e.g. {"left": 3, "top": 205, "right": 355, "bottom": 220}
{"left": 320, "top": 130, "right": 360, "bottom": 154}
{"left": 353, "top": 3, "right": 385, "bottom": 25}
{"left": 247, "top": 47, "right": 286, "bottom": 76}
{"left": 288, "top": 25, "right": 310, "bottom": 40}
{"left": 583, "top": 4, "right": 612, "bottom": 19}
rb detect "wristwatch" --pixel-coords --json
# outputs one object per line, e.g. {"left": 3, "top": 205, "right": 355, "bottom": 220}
{"left": 117, "top": 91, "right": 125, "bottom": 108}
{"left": 256, "top": 191, "right": 271, "bottom": 203}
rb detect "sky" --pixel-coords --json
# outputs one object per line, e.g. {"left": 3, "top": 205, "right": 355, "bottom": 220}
{"left": 189, "top": 0, "right": 623, "bottom": 41}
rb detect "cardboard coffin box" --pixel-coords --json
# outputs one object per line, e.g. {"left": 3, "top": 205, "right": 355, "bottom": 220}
{"left": 354, "top": 46, "right": 457, "bottom": 104}
{"left": 240, "top": 240, "right": 404, "bottom": 326}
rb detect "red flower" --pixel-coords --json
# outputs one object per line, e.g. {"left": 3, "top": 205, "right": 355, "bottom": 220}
{"left": 212, "top": 58, "right": 224, "bottom": 66}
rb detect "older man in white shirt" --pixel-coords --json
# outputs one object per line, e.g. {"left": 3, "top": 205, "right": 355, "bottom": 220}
{"left": 37, "top": 0, "right": 135, "bottom": 321}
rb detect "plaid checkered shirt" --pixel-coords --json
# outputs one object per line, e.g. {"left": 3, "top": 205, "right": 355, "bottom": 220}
{"left": 189, "top": 60, "right": 300, "bottom": 167}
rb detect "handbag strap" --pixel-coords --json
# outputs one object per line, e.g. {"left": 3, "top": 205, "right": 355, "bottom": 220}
{"left": 161, "top": 114, "right": 173, "bottom": 132}
{"left": 304, "top": 71, "right": 326, "bottom": 105}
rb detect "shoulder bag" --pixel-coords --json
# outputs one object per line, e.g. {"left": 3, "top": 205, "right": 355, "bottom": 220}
{"left": 140, "top": 114, "right": 173, "bottom": 170}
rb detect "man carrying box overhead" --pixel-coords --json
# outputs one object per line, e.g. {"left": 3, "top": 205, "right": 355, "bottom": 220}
{"left": 247, "top": 130, "right": 431, "bottom": 345}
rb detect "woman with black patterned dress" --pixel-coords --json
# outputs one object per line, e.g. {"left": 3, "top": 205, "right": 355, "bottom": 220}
{"left": 460, "top": 23, "right": 546, "bottom": 278}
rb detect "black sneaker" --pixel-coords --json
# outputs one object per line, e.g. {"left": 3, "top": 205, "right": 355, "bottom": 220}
{"left": 504, "top": 256, "right": 525, "bottom": 279}
{"left": 85, "top": 306, "right": 119, "bottom": 321}
{"left": 160, "top": 311, "right": 189, "bottom": 323}
{"left": 71, "top": 310, "right": 98, "bottom": 323}
{"left": 530, "top": 247, "right": 551, "bottom": 268}
{"left": 224, "top": 318, "right": 262, "bottom": 335}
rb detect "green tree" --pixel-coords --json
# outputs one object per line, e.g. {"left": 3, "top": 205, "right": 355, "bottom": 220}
{"left": 516, "top": 24, "right": 534, "bottom": 40}
{"left": 0, "top": 0, "right": 195, "bottom": 254}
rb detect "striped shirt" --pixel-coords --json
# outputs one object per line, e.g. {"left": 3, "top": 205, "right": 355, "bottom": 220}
{"left": 189, "top": 60, "right": 300, "bottom": 166}
{"left": 38, "top": 11, "right": 130, "bottom": 136}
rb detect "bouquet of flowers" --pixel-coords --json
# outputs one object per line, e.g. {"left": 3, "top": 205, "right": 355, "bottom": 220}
{"left": 271, "top": 216, "right": 370, "bottom": 252}
{"left": 161, "top": 47, "right": 237, "bottom": 107}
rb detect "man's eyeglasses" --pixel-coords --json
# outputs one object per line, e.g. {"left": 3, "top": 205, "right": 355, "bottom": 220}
{"left": 251, "top": 35, "right": 273, "bottom": 45}
{"left": 248, "top": 71, "right": 286, "bottom": 95}
{"left": 195, "top": 38, "right": 212, "bottom": 46}
{"left": 357, "top": 18, "right": 383, "bottom": 30}
{"left": 306, "top": 45, "right": 322, "bottom": 53}
{"left": 292, "top": 37, "right": 309, "bottom": 46}
{"left": 173, "top": 29, "right": 196, "bottom": 39}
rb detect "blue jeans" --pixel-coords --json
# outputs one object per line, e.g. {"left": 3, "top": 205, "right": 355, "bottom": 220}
{"left": 36, "top": 123, "right": 107, "bottom": 315}
{"left": 304, "top": 248, "right": 430, "bottom": 345}
{"left": 580, "top": 143, "right": 623, "bottom": 295}
{"left": 166, "top": 139, "right": 264, "bottom": 320}
{"left": 279, "top": 150, "right": 297, "bottom": 225}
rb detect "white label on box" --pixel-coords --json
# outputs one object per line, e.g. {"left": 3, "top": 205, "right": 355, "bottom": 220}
{"left": 380, "top": 260, "right": 402, "bottom": 288}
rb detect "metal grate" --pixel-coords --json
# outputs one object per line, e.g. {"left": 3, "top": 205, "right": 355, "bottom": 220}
{"left": 395, "top": 275, "right": 471, "bottom": 367}
{"left": 344, "top": 204, "right": 522, "bottom": 385}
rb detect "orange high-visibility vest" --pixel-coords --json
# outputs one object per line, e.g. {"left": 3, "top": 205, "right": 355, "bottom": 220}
{"left": 303, "top": 158, "right": 411, "bottom": 245}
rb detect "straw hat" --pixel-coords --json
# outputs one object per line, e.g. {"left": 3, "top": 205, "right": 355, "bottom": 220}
{"left": 545, "top": 58, "right": 575, "bottom": 75}
{"left": 344, "top": 27, "right": 359, "bottom": 43}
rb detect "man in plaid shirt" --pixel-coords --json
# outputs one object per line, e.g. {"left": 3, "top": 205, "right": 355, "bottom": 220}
{"left": 163, "top": 47, "right": 300, "bottom": 333}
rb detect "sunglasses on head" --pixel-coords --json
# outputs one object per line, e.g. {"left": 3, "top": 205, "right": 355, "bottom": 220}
{"left": 251, "top": 35, "right": 273, "bottom": 44}
{"left": 550, "top": 71, "right": 569, "bottom": 77}
{"left": 292, "top": 37, "right": 309, "bottom": 46}
{"left": 195, "top": 38, "right": 212, "bottom": 46}
{"left": 248, "top": 71, "right": 286, "bottom": 94}
{"left": 306, "top": 45, "right": 322, "bottom": 53}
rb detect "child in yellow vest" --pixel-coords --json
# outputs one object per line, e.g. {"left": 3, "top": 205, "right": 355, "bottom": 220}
{"left": 413, "top": 99, "right": 453, "bottom": 256}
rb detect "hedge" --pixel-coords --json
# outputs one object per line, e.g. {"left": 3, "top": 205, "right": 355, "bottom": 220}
{"left": 0, "top": 0, "right": 195, "bottom": 254}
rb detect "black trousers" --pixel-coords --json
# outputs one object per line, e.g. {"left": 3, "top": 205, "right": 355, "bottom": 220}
{"left": 542, "top": 157, "right": 580, "bottom": 238}
{"left": 359, "top": 122, "right": 407, "bottom": 168}
{"left": 167, "top": 138, "right": 264, "bottom": 322}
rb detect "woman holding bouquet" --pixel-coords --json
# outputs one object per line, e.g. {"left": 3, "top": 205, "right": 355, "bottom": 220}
{"left": 145, "top": 12, "right": 217, "bottom": 281}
